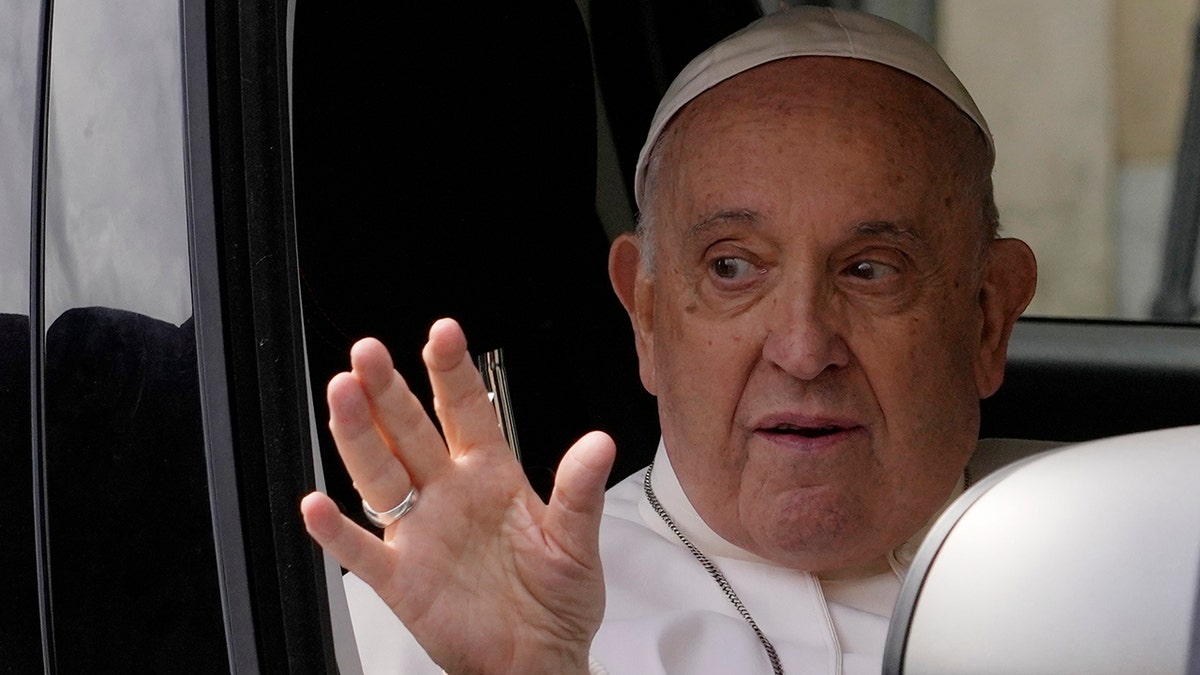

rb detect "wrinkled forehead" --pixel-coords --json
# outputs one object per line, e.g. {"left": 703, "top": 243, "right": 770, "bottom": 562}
{"left": 654, "top": 60, "right": 969, "bottom": 233}
{"left": 634, "top": 7, "right": 991, "bottom": 210}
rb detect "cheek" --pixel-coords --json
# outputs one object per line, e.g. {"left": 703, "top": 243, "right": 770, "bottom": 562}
{"left": 859, "top": 311, "right": 980, "bottom": 434}
{"left": 654, "top": 284, "right": 759, "bottom": 393}
{"left": 652, "top": 300, "right": 764, "bottom": 498}
{"left": 654, "top": 319, "right": 752, "bottom": 430}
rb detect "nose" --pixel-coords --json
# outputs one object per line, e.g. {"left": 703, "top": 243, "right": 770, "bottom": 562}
{"left": 761, "top": 290, "right": 851, "bottom": 381}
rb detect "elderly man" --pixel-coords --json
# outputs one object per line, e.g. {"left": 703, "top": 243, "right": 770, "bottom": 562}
{"left": 301, "top": 7, "right": 1037, "bottom": 673}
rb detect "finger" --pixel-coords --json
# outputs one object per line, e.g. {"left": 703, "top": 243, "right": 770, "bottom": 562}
{"left": 543, "top": 431, "right": 616, "bottom": 565}
{"left": 422, "top": 319, "right": 508, "bottom": 458}
{"left": 301, "top": 492, "right": 402, "bottom": 598}
{"left": 327, "top": 371, "right": 416, "bottom": 516}
{"left": 350, "top": 338, "right": 452, "bottom": 484}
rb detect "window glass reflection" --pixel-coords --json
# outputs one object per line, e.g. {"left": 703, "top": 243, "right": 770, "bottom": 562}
{"left": 0, "top": 1, "right": 41, "bottom": 670}
{"left": 41, "top": 0, "right": 227, "bottom": 669}
{"left": 0, "top": 0, "right": 36, "bottom": 313}
{"left": 43, "top": 1, "right": 191, "bottom": 325}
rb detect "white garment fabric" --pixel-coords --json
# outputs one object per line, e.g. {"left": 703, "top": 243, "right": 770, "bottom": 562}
{"left": 344, "top": 440, "right": 963, "bottom": 673}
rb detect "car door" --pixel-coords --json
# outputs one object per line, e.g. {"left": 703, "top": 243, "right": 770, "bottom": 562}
{"left": 2, "top": 0, "right": 358, "bottom": 670}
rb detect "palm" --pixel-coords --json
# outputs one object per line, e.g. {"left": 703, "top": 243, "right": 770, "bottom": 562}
{"left": 378, "top": 450, "right": 602, "bottom": 672}
{"left": 301, "top": 320, "right": 613, "bottom": 674}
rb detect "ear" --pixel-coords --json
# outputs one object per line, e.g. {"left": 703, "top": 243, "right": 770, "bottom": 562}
{"left": 609, "top": 233, "right": 659, "bottom": 395}
{"left": 975, "top": 238, "right": 1037, "bottom": 398}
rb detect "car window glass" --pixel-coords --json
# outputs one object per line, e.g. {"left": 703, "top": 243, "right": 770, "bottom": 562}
{"left": 0, "top": 0, "right": 42, "bottom": 670}
{"left": 938, "top": 1, "right": 1199, "bottom": 322}
{"left": 0, "top": 0, "right": 35, "bottom": 314}
{"left": 43, "top": 5, "right": 191, "bottom": 323}
{"left": 40, "top": 0, "right": 228, "bottom": 668}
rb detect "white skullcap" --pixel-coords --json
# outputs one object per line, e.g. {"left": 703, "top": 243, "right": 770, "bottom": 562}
{"left": 633, "top": 7, "right": 991, "bottom": 210}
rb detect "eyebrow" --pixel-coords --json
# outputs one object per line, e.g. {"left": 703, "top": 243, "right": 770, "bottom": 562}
{"left": 687, "top": 209, "right": 760, "bottom": 237}
{"left": 685, "top": 214, "right": 930, "bottom": 250}
{"left": 854, "top": 220, "right": 926, "bottom": 247}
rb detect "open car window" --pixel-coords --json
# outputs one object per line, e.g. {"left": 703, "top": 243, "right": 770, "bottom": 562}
{"left": 287, "top": 0, "right": 1200, "bottom": 574}
{"left": 938, "top": 2, "right": 1200, "bottom": 323}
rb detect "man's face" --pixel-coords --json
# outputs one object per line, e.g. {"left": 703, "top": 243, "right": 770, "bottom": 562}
{"left": 635, "top": 58, "right": 1000, "bottom": 574}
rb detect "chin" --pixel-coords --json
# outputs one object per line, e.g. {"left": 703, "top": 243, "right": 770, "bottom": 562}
{"left": 753, "top": 497, "right": 864, "bottom": 566}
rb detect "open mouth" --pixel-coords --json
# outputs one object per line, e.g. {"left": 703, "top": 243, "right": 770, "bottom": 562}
{"left": 761, "top": 423, "right": 846, "bottom": 439}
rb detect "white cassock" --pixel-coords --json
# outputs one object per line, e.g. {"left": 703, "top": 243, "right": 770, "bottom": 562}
{"left": 345, "top": 440, "right": 967, "bottom": 674}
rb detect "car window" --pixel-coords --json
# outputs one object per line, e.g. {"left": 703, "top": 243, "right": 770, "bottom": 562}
{"left": 290, "top": 1, "right": 1200, "bottom": 667}
{"left": 0, "top": 1, "right": 35, "bottom": 315}
{"left": 0, "top": 0, "right": 41, "bottom": 670}
{"left": 290, "top": 0, "right": 1200, "bottom": 518}
{"left": 37, "top": 0, "right": 228, "bottom": 669}
{"left": 939, "top": 2, "right": 1199, "bottom": 322}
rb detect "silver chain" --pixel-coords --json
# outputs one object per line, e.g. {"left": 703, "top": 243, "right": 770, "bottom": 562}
{"left": 643, "top": 463, "right": 785, "bottom": 675}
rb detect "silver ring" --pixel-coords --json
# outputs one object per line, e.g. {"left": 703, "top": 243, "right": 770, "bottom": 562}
{"left": 362, "top": 487, "right": 418, "bottom": 528}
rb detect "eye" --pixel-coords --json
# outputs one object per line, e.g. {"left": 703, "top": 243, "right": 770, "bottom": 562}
{"left": 711, "top": 256, "right": 755, "bottom": 280}
{"left": 845, "top": 260, "right": 899, "bottom": 281}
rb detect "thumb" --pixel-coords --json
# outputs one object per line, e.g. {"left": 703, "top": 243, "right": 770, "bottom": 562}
{"left": 544, "top": 431, "right": 616, "bottom": 562}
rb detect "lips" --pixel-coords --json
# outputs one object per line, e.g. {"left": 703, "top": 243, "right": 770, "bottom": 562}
{"left": 752, "top": 414, "right": 865, "bottom": 449}
{"left": 761, "top": 423, "right": 845, "bottom": 439}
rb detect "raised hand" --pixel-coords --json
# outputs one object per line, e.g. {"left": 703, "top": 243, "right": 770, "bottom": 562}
{"left": 301, "top": 319, "right": 615, "bottom": 674}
